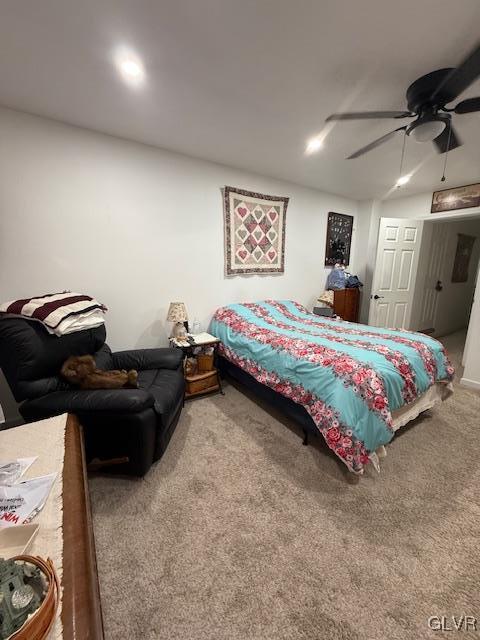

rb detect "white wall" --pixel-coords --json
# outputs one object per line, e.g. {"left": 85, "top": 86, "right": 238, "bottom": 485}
{"left": 0, "top": 107, "right": 361, "bottom": 351}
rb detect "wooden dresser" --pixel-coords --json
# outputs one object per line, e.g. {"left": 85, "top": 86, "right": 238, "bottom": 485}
{"left": 62, "top": 415, "right": 104, "bottom": 639}
{"left": 333, "top": 288, "right": 360, "bottom": 323}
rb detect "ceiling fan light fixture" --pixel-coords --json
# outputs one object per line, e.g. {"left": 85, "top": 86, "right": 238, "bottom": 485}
{"left": 396, "top": 174, "right": 411, "bottom": 187}
{"left": 305, "top": 136, "right": 323, "bottom": 154}
{"left": 408, "top": 119, "right": 446, "bottom": 143}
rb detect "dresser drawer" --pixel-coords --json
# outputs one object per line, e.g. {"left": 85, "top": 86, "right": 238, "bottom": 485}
{"left": 333, "top": 288, "right": 360, "bottom": 322}
{"left": 185, "top": 369, "right": 219, "bottom": 396}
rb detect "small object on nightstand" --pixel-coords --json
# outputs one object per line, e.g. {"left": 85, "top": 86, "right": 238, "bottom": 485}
{"left": 167, "top": 302, "right": 189, "bottom": 339}
{"left": 188, "top": 332, "right": 218, "bottom": 346}
{"left": 313, "top": 305, "right": 335, "bottom": 317}
{"left": 184, "top": 357, "right": 197, "bottom": 376}
{"left": 197, "top": 350, "right": 214, "bottom": 372}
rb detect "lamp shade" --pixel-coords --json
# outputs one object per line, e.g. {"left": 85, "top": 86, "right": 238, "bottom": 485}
{"left": 167, "top": 302, "right": 188, "bottom": 323}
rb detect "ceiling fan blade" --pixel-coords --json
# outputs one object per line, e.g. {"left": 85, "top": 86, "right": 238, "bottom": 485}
{"left": 454, "top": 96, "right": 480, "bottom": 114}
{"left": 326, "top": 111, "right": 412, "bottom": 122}
{"left": 432, "top": 41, "right": 480, "bottom": 102}
{"left": 433, "top": 125, "right": 462, "bottom": 154}
{"left": 347, "top": 126, "right": 407, "bottom": 159}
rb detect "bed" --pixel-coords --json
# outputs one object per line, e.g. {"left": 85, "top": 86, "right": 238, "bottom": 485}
{"left": 210, "top": 300, "right": 454, "bottom": 474}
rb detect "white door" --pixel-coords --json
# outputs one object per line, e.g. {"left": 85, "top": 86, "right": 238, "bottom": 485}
{"left": 368, "top": 217, "right": 424, "bottom": 329}
{"left": 417, "top": 223, "right": 448, "bottom": 333}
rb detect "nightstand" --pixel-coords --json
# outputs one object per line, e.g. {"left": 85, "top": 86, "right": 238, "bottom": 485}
{"left": 170, "top": 333, "right": 224, "bottom": 400}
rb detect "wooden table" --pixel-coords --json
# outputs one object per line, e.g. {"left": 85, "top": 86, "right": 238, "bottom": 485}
{"left": 171, "top": 336, "right": 224, "bottom": 400}
{"left": 62, "top": 415, "right": 104, "bottom": 639}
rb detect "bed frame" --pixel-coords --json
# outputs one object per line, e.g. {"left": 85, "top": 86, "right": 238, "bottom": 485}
{"left": 218, "top": 355, "right": 319, "bottom": 446}
{"left": 219, "top": 355, "right": 450, "bottom": 466}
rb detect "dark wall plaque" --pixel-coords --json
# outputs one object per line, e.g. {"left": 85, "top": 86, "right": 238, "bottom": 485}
{"left": 325, "top": 212, "right": 353, "bottom": 266}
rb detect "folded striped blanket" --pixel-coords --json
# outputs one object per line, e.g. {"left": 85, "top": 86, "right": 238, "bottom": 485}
{"left": 0, "top": 292, "right": 107, "bottom": 336}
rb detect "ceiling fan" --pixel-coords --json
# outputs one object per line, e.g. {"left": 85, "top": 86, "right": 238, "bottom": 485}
{"left": 326, "top": 42, "right": 480, "bottom": 159}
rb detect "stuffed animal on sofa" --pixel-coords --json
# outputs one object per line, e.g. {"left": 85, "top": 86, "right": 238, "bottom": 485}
{"left": 61, "top": 355, "right": 138, "bottom": 390}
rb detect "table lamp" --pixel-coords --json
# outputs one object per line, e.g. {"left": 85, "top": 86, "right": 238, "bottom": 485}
{"left": 167, "top": 302, "right": 188, "bottom": 339}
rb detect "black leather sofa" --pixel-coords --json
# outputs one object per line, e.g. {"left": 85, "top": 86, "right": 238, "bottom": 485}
{"left": 0, "top": 317, "right": 185, "bottom": 476}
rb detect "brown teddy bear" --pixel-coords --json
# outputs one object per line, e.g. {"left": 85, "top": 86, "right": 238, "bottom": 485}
{"left": 61, "top": 355, "right": 138, "bottom": 390}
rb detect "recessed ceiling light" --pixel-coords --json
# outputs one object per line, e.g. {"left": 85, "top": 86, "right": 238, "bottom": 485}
{"left": 306, "top": 137, "right": 323, "bottom": 154}
{"left": 120, "top": 59, "right": 144, "bottom": 79}
{"left": 396, "top": 174, "right": 411, "bottom": 187}
{"left": 114, "top": 48, "right": 146, "bottom": 86}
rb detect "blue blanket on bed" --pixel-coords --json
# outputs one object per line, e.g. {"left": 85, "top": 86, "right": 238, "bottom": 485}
{"left": 210, "top": 300, "right": 454, "bottom": 473}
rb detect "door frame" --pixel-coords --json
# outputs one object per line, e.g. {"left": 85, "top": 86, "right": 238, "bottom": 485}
{"left": 369, "top": 209, "right": 480, "bottom": 328}
{"left": 410, "top": 213, "right": 480, "bottom": 336}
{"left": 369, "top": 208, "right": 480, "bottom": 386}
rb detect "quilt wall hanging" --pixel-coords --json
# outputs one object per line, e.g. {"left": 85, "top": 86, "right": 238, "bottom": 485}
{"left": 223, "top": 186, "right": 288, "bottom": 276}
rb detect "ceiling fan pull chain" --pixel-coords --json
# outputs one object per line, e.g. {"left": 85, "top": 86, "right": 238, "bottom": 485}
{"left": 440, "top": 119, "right": 452, "bottom": 182}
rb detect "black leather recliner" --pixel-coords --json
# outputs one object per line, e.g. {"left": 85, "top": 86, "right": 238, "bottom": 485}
{"left": 0, "top": 317, "right": 185, "bottom": 476}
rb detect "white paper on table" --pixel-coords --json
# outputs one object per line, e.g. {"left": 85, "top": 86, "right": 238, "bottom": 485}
{"left": 189, "top": 332, "right": 218, "bottom": 345}
{"left": 0, "top": 473, "right": 57, "bottom": 527}
{"left": 0, "top": 457, "right": 37, "bottom": 485}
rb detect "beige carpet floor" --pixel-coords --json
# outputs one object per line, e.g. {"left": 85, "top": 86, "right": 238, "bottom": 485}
{"left": 90, "top": 331, "right": 480, "bottom": 640}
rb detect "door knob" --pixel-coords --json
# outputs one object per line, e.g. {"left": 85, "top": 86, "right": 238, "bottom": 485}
{"left": 435, "top": 280, "right": 443, "bottom": 292}
{"left": 373, "top": 294, "right": 384, "bottom": 300}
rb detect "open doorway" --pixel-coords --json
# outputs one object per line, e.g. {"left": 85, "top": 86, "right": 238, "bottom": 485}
{"left": 412, "top": 215, "right": 480, "bottom": 380}
{"left": 368, "top": 213, "right": 480, "bottom": 383}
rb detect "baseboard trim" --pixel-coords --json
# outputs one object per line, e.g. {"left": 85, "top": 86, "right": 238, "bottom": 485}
{"left": 460, "top": 377, "right": 480, "bottom": 391}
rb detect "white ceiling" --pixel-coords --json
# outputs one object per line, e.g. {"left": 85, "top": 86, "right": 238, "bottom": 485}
{"left": 0, "top": 0, "right": 479, "bottom": 201}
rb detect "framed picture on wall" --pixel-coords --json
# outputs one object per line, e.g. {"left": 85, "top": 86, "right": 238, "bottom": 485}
{"left": 431, "top": 183, "right": 480, "bottom": 213}
{"left": 325, "top": 212, "right": 353, "bottom": 266}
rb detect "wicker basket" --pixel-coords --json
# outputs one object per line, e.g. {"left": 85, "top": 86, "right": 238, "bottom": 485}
{"left": 9, "top": 555, "right": 60, "bottom": 640}
{"left": 197, "top": 353, "right": 214, "bottom": 372}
